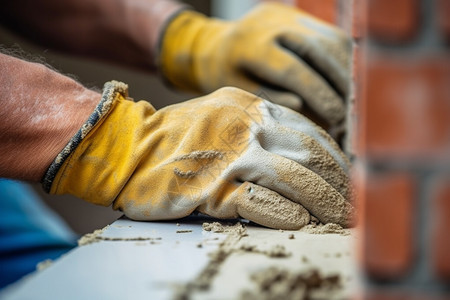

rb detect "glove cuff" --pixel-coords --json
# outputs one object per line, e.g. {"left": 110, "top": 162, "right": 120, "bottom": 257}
{"left": 158, "top": 10, "right": 210, "bottom": 93}
{"left": 41, "top": 81, "right": 129, "bottom": 192}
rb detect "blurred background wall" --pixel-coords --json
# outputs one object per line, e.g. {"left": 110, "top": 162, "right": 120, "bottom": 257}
{"left": 350, "top": 0, "right": 450, "bottom": 298}
{"left": 295, "top": 0, "right": 449, "bottom": 297}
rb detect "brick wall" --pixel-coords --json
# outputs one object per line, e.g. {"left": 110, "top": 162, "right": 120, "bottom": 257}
{"left": 295, "top": 0, "right": 450, "bottom": 298}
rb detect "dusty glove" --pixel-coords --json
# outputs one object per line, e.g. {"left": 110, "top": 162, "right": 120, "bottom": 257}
{"left": 159, "top": 2, "right": 351, "bottom": 126}
{"left": 43, "top": 81, "right": 354, "bottom": 230}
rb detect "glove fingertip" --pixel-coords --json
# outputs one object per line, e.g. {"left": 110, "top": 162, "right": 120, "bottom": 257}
{"left": 236, "top": 182, "right": 310, "bottom": 230}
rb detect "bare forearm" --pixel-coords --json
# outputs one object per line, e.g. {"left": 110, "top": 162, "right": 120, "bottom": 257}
{"left": 0, "top": 53, "right": 99, "bottom": 181}
{"left": 0, "top": 0, "right": 185, "bottom": 70}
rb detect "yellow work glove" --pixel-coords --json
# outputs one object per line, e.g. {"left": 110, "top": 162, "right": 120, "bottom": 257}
{"left": 159, "top": 2, "right": 351, "bottom": 126}
{"left": 43, "top": 81, "right": 354, "bottom": 230}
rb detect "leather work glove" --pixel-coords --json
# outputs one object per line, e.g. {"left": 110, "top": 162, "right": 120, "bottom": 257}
{"left": 159, "top": 2, "right": 351, "bottom": 127}
{"left": 43, "top": 81, "right": 354, "bottom": 230}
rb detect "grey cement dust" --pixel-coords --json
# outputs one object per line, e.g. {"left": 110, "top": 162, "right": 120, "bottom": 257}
{"left": 240, "top": 244, "right": 291, "bottom": 258}
{"left": 310, "top": 215, "right": 320, "bottom": 224}
{"left": 174, "top": 219, "right": 352, "bottom": 299}
{"left": 296, "top": 131, "right": 351, "bottom": 200}
{"left": 78, "top": 225, "right": 162, "bottom": 246}
{"left": 240, "top": 266, "right": 341, "bottom": 300}
{"left": 174, "top": 150, "right": 224, "bottom": 162}
{"left": 173, "top": 168, "right": 197, "bottom": 178}
{"left": 202, "top": 222, "right": 226, "bottom": 233}
{"left": 274, "top": 158, "right": 355, "bottom": 228}
{"left": 78, "top": 226, "right": 109, "bottom": 246}
{"left": 237, "top": 182, "right": 310, "bottom": 230}
{"left": 174, "top": 222, "right": 247, "bottom": 299}
{"left": 36, "top": 259, "right": 53, "bottom": 272}
{"left": 301, "top": 223, "right": 350, "bottom": 236}
{"left": 265, "top": 245, "right": 291, "bottom": 258}
{"left": 202, "top": 222, "right": 247, "bottom": 236}
{"left": 173, "top": 150, "right": 224, "bottom": 178}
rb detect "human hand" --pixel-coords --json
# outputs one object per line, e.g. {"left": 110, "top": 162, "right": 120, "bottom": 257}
{"left": 44, "top": 82, "right": 354, "bottom": 230}
{"left": 159, "top": 2, "right": 351, "bottom": 126}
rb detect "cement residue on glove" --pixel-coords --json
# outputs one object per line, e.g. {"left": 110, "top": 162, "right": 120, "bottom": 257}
{"left": 45, "top": 82, "right": 354, "bottom": 230}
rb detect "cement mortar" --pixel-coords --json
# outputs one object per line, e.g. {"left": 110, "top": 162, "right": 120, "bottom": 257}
{"left": 174, "top": 221, "right": 356, "bottom": 299}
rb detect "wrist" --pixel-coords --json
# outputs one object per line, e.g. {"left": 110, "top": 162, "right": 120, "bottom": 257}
{"left": 120, "top": 0, "right": 187, "bottom": 69}
{"left": 42, "top": 81, "right": 128, "bottom": 191}
{"left": 37, "top": 85, "right": 100, "bottom": 183}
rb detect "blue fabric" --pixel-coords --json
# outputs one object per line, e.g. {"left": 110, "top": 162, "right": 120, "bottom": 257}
{"left": 0, "top": 179, "right": 77, "bottom": 289}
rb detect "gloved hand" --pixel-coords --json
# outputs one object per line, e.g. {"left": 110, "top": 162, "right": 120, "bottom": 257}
{"left": 159, "top": 2, "right": 351, "bottom": 126}
{"left": 43, "top": 81, "right": 354, "bottom": 230}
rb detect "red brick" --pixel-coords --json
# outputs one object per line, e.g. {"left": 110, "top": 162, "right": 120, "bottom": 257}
{"left": 356, "top": 168, "right": 415, "bottom": 279}
{"left": 295, "top": 0, "right": 338, "bottom": 24}
{"left": 360, "top": 56, "right": 450, "bottom": 159}
{"left": 437, "top": 0, "right": 450, "bottom": 40}
{"left": 368, "top": 0, "right": 419, "bottom": 42}
{"left": 432, "top": 177, "right": 450, "bottom": 281}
